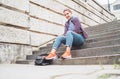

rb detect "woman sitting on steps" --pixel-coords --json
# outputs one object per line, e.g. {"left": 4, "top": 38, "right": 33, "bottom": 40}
{"left": 45, "top": 8, "right": 88, "bottom": 60}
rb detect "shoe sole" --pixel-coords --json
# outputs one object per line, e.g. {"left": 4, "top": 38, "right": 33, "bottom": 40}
{"left": 61, "top": 55, "right": 72, "bottom": 59}
{"left": 45, "top": 56, "right": 57, "bottom": 60}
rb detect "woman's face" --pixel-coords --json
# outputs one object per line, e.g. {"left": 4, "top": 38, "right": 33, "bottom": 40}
{"left": 63, "top": 11, "right": 72, "bottom": 20}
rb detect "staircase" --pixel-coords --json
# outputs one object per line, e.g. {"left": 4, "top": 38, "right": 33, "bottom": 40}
{"left": 16, "top": 20, "right": 120, "bottom": 65}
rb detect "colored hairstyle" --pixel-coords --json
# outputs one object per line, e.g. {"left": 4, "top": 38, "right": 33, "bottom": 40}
{"left": 63, "top": 9, "right": 72, "bottom": 13}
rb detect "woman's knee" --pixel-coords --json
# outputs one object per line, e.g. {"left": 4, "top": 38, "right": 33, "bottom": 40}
{"left": 55, "top": 36, "right": 65, "bottom": 41}
{"left": 66, "top": 31, "right": 73, "bottom": 35}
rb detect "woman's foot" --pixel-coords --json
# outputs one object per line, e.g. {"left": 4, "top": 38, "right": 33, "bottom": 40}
{"left": 45, "top": 52, "right": 57, "bottom": 60}
{"left": 61, "top": 51, "right": 71, "bottom": 59}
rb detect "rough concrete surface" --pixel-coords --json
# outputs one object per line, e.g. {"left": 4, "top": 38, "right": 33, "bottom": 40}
{"left": 0, "top": 64, "right": 120, "bottom": 79}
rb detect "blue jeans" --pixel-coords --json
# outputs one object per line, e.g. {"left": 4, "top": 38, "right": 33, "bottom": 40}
{"left": 52, "top": 31, "right": 85, "bottom": 50}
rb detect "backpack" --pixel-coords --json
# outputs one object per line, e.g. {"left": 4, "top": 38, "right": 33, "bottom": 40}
{"left": 34, "top": 54, "right": 53, "bottom": 66}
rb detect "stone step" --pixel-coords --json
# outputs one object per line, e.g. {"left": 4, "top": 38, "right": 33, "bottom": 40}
{"left": 32, "top": 50, "right": 41, "bottom": 55}
{"left": 16, "top": 20, "right": 120, "bottom": 65}
{"left": 33, "top": 33, "right": 120, "bottom": 54}
{"left": 32, "top": 37, "right": 120, "bottom": 55}
{"left": 33, "top": 45, "right": 66, "bottom": 55}
{"left": 28, "top": 45, "right": 120, "bottom": 60}
{"left": 85, "top": 20, "right": 120, "bottom": 35}
{"left": 53, "top": 54, "right": 120, "bottom": 65}
{"left": 46, "top": 43, "right": 53, "bottom": 47}
{"left": 29, "top": 47, "right": 66, "bottom": 60}
{"left": 86, "top": 33, "right": 120, "bottom": 43}
{"left": 16, "top": 54, "right": 120, "bottom": 65}
{"left": 56, "top": 45, "right": 120, "bottom": 58}
{"left": 70, "top": 45, "right": 120, "bottom": 58}
{"left": 85, "top": 38, "right": 120, "bottom": 48}
{"left": 16, "top": 60, "right": 35, "bottom": 65}
{"left": 88, "top": 30, "right": 120, "bottom": 39}
{"left": 86, "top": 26, "right": 120, "bottom": 37}
{"left": 46, "top": 31, "right": 120, "bottom": 48}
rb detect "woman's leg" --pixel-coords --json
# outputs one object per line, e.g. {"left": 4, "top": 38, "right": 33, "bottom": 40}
{"left": 61, "top": 46, "right": 71, "bottom": 59}
{"left": 52, "top": 36, "right": 66, "bottom": 50}
{"left": 66, "top": 31, "right": 85, "bottom": 47}
{"left": 61, "top": 31, "right": 85, "bottom": 59}
{"left": 45, "top": 36, "right": 66, "bottom": 59}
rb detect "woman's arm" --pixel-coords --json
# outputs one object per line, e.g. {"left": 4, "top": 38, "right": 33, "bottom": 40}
{"left": 72, "top": 17, "right": 88, "bottom": 39}
{"left": 72, "top": 17, "right": 82, "bottom": 33}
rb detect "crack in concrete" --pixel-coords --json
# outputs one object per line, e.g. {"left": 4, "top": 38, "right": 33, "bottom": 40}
{"left": 50, "top": 69, "right": 102, "bottom": 79}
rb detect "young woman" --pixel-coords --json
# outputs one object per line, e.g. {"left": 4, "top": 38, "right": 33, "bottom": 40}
{"left": 45, "top": 9, "right": 88, "bottom": 60}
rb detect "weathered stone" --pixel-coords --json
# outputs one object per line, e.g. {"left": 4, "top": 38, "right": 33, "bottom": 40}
{"left": 0, "top": 0, "right": 116, "bottom": 64}
{"left": 30, "top": 32, "right": 56, "bottom": 46}
{"left": 30, "top": 3, "right": 65, "bottom": 25}
{"left": 55, "top": 0, "right": 103, "bottom": 25}
{"left": 53, "top": 54, "right": 120, "bottom": 65}
{"left": 86, "top": 3, "right": 111, "bottom": 22}
{"left": 30, "top": 0, "right": 65, "bottom": 14}
{"left": 0, "top": 0, "right": 29, "bottom": 12}
{"left": 30, "top": 0, "right": 115, "bottom": 27}
{"left": 87, "top": 0, "right": 115, "bottom": 20}
{"left": 72, "top": 10, "right": 99, "bottom": 26}
{"left": 0, "top": 43, "right": 32, "bottom": 64}
{"left": 0, "top": 7, "right": 29, "bottom": 28}
{"left": 56, "top": 0, "right": 114, "bottom": 23}
{"left": 0, "top": 25, "right": 30, "bottom": 44}
{"left": 30, "top": 17, "right": 64, "bottom": 35}
{"left": 85, "top": 20, "right": 120, "bottom": 35}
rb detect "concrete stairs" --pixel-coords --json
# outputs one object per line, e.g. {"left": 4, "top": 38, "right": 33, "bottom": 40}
{"left": 16, "top": 20, "right": 120, "bottom": 65}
